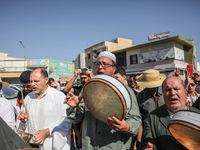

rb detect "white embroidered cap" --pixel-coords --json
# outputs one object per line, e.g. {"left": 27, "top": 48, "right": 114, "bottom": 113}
{"left": 97, "top": 51, "right": 116, "bottom": 63}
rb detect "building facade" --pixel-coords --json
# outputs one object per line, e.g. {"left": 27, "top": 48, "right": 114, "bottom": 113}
{"left": 73, "top": 53, "right": 86, "bottom": 69}
{"left": 113, "top": 36, "right": 196, "bottom": 79}
{"left": 85, "top": 37, "right": 133, "bottom": 74}
{"left": 0, "top": 52, "right": 26, "bottom": 83}
{"left": 27, "top": 59, "right": 75, "bottom": 85}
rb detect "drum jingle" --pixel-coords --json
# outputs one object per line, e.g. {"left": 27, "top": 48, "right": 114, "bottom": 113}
{"left": 168, "top": 110, "right": 200, "bottom": 150}
{"left": 83, "top": 74, "right": 132, "bottom": 123}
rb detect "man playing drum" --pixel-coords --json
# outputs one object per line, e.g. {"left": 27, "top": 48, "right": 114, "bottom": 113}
{"left": 141, "top": 76, "right": 200, "bottom": 150}
{"left": 65, "top": 51, "right": 141, "bottom": 150}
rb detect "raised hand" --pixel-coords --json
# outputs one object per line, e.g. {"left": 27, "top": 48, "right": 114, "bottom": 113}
{"left": 64, "top": 92, "right": 83, "bottom": 109}
{"left": 74, "top": 67, "right": 80, "bottom": 78}
{"left": 85, "top": 68, "right": 93, "bottom": 79}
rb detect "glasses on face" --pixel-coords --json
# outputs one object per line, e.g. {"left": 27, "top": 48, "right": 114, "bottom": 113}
{"left": 22, "top": 85, "right": 31, "bottom": 88}
{"left": 94, "top": 62, "right": 114, "bottom": 70}
{"left": 52, "top": 86, "right": 57, "bottom": 89}
{"left": 190, "top": 83, "right": 196, "bottom": 87}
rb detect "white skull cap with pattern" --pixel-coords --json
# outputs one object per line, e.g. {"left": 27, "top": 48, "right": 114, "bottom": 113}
{"left": 98, "top": 51, "right": 116, "bottom": 63}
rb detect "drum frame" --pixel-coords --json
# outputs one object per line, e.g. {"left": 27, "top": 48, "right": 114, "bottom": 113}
{"left": 168, "top": 110, "right": 200, "bottom": 150}
{"left": 83, "top": 74, "right": 132, "bottom": 122}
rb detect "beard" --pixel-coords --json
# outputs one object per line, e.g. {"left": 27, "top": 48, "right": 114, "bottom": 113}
{"left": 32, "top": 87, "right": 40, "bottom": 95}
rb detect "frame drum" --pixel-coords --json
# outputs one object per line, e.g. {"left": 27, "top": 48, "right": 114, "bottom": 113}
{"left": 17, "top": 148, "right": 41, "bottom": 150}
{"left": 83, "top": 74, "right": 132, "bottom": 123}
{"left": 168, "top": 110, "right": 200, "bottom": 150}
{"left": 16, "top": 130, "right": 33, "bottom": 143}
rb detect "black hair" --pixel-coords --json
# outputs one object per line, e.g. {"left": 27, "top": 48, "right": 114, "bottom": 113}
{"left": 40, "top": 69, "right": 48, "bottom": 78}
{"left": 48, "top": 78, "right": 54, "bottom": 83}
{"left": 20, "top": 70, "right": 32, "bottom": 83}
{"left": 114, "top": 67, "right": 126, "bottom": 76}
{"left": 129, "top": 75, "right": 135, "bottom": 79}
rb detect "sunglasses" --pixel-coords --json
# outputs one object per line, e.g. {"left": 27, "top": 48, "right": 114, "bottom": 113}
{"left": 52, "top": 86, "right": 57, "bottom": 89}
{"left": 190, "top": 83, "right": 196, "bottom": 87}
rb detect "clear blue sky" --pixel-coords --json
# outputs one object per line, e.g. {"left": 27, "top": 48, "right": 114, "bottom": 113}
{"left": 1, "top": 0, "right": 200, "bottom": 63}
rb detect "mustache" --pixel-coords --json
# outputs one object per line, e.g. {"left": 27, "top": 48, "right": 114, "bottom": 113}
{"left": 170, "top": 95, "right": 178, "bottom": 99}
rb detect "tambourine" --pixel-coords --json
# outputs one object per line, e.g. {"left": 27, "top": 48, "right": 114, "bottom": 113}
{"left": 168, "top": 110, "right": 200, "bottom": 150}
{"left": 83, "top": 74, "right": 132, "bottom": 123}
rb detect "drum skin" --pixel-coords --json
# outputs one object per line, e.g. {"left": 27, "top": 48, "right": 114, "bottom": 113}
{"left": 168, "top": 110, "right": 200, "bottom": 150}
{"left": 17, "top": 148, "right": 40, "bottom": 150}
{"left": 83, "top": 74, "right": 132, "bottom": 123}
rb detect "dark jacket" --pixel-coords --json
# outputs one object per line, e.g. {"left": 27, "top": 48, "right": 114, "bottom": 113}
{"left": 137, "top": 86, "right": 165, "bottom": 125}
{"left": 192, "top": 97, "right": 200, "bottom": 109}
{"left": 141, "top": 105, "right": 200, "bottom": 150}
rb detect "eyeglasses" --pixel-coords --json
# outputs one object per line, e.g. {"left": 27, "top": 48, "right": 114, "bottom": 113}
{"left": 195, "top": 81, "right": 200, "bottom": 84}
{"left": 52, "top": 86, "right": 57, "bottom": 89}
{"left": 22, "top": 85, "right": 31, "bottom": 88}
{"left": 190, "top": 83, "right": 196, "bottom": 87}
{"left": 94, "top": 62, "right": 114, "bottom": 70}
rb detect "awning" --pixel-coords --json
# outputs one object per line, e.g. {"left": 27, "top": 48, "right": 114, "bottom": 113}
{"left": 0, "top": 72, "right": 22, "bottom": 78}
{"left": 49, "top": 72, "right": 74, "bottom": 79}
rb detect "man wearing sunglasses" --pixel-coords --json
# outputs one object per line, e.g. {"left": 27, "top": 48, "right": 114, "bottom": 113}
{"left": 66, "top": 51, "right": 141, "bottom": 150}
{"left": 16, "top": 70, "right": 32, "bottom": 110}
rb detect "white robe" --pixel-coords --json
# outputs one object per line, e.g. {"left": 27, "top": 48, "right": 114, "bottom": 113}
{"left": 19, "top": 86, "right": 71, "bottom": 150}
{"left": 0, "top": 97, "right": 15, "bottom": 130}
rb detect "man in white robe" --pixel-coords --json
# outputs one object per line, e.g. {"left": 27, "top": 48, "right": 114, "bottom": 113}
{"left": 0, "top": 97, "right": 15, "bottom": 130}
{"left": 18, "top": 68, "right": 72, "bottom": 150}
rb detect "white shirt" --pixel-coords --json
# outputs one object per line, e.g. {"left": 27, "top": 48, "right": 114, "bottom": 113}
{"left": 0, "top": 90, "right": 5, "bottom": 97}
{"left": 19, "top": 86, "right": 72, "bottom": 150}
{"left": 0, "top": 97, "right": 15, "bottom": 129}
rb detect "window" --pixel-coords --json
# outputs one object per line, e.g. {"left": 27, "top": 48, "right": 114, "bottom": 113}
{"left": 88, "top": 53, "right": 90, "bottom": 59}
{"left": 130, "top": 55, "right": 138, "bottom": 64}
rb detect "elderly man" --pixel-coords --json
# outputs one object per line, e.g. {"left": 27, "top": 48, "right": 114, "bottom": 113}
{"left": 65, "top": 51, "right": 141, "bottom": 150}
{"left": 18, "top": 69, "right": 72, "bottom": 150}
{"left": 141, "top": 76, "right": 200, "bottom": 150}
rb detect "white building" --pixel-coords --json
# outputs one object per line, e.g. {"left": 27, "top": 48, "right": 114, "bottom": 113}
{"left": 0, "top": 52, "right": 26, "bottom": 83}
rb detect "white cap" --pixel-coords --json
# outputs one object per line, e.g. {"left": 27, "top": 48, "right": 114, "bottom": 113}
{"left": 97, "top": 51, "right": 116, "bottom": 63}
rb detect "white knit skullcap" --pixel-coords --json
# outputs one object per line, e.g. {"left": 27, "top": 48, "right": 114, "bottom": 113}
{"left": 97, "top": 51, "right": 116, "bottom": 63}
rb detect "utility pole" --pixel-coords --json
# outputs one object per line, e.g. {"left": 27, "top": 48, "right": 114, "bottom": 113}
{"left": 19, "top": 41, "right": 25, "bottom": 71}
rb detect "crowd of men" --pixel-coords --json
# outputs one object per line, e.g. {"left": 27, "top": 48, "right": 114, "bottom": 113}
{"left": 0, "top": 51, "right": 200, "bottom": 150}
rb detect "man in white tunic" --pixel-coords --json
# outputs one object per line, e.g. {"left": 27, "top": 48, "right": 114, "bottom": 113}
{"left": 18, "top": 69, "right": 72, "bottom": 150}
{"left": 0, "top": 97, "right": 15, "bottom": 130}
